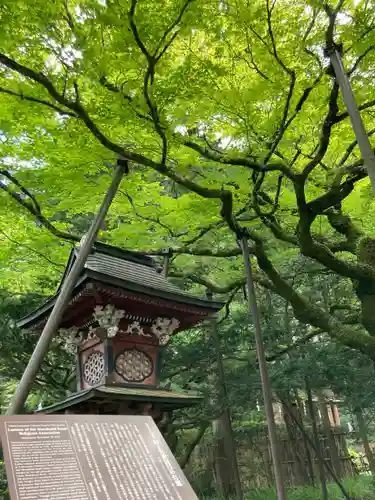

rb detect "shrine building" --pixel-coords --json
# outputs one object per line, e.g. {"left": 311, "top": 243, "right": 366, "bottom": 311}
{"left": 17, "top": 243, "right": 223, "bottom": 424}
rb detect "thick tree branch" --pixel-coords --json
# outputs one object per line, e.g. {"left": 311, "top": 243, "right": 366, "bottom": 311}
{"left": 183, "top": 139, "right": 294, "bottom": 178}
{"left": 302, "top": 80, "right": 339, "bottom": 178}
{"left": 169, "top": 270, "right": 275, "bottom": 294}
{"left": 325, "top": 206, "right": 363, "bottom": 251}
{"left": 250, "top": 232, "right": 375, "bottom": 357}
{"left": 335, "top": 99, "right": 375, "bottom": 124}
{"left": 0, "top": 52, "right": 161, "bottom": 169}
{"left": 324, "top": 0, "right": 345, "bottom": 51}
{"left": 0, "top": 175, "right": 79, "bottom": 242}
{"left": 295, "top": 170, "right": 375, "bottom": 282}
{"left": 0, "top": 86, "right": 76, "bottom": 116}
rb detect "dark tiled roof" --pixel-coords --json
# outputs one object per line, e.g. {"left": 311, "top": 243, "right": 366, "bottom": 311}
{"left": 36, "top": 385, "right": 202, "bottom": 413}
{"left": 83, "top": 251, "right": 196, "bottom": 299}
{"left": 17, "top": 242, "right": 223, "bottom": 329}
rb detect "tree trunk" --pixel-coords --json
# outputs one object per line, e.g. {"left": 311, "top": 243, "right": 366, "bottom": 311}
{"left": 356, "top": 238, "right": 375, "bottom": 335}
{"left": 212, "top": 416, "right": 237, "bottom": 497}
{"left": 206, "top": 290, "right": 242, "bottom": 499}
{"left": 306, "top": 384, "right": 328, "bottom": 500}
{"left": 355, "top": 408, "right": 375, "bottom": 474}
{"left": 294, "top": 391, "right": 315, "bottom": 486}
{"left": 282, "top": 397, "right": 310, "bottom": 485}
{"left": 283, "top": 391, "right": 351, "bottom": 500}
{"left": 317, "top": 391, "right": 342, "bottom": 480}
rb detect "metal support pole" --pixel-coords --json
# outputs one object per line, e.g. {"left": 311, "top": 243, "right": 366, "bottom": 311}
{"left": 206, "top": 290, "right": 243, "bottom": 500}
{"left": 328, "top": 48, "right": 375, "bottom": 192}
{"left": 162, "top": 248, "right": 171, "bottom": 278}
{"left": 239, "top": 237, "right": 286, "bottom": 500}
{"left": 7, "top": 162, "right": 126, "bottom": 415}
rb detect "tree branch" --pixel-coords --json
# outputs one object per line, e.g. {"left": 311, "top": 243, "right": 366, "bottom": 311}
{"left": 169, "top": 269, "right": 275, "bottom": 294}
{"left": 0, "top": 86, "right": 76, "bottom": 117}
{"left": 179, "top": 421, "right": 210, "bottom": 469}
{"left": 348, "top": 44, "right": 375, "bottom": 76}
{"left": 302, "top": 80, "right": 339, "bottom": 178}
{"left": 122, "top": 189, "right": 185, "bottom": 238}
{"left": 266, "top": 330, "right": 322, "bottom": 362}
{"left": 153, "top": 0, "right": 194, "bottom": 60}
{"left": 99, "top": 75, "right": 152, "bottom": 122}
{"left": 335, "top": 99, "right": 375, "bottom": 124}
{"left": 0, "top": 52, "right": 246, "bottom": 237}
{"left": 0, "top": 169, "right": 42, "bottom": 214}
{"left": 129, "top": 0, "right": 194, "bottom": 167}
{"left": 338, "top": 127, "right": 375, "bottom": 166}
{"left": 63, "top": 0, "right": 75, "bottom": 31}
{"left": 242, "top": 38, "right": 272, "bottom": 81}
{"left": 324, "top": 0, "right": 345, "bottom": 51}
{"left": 325, "top": 206, "right": 363, "bottom": 252}
{"left": 250, "top": 233, "right": 375, "bottom": 357}
{"left": 183, "top": 139, "right": 294, "bottom": 178}
{"left": 0, "top": 52, "right": 161, "bottom": 168}
{"left": 0, "top": 174, "right": 79, "bottom": 242}
{"left": 265, "top": 0, "right": 294, "bottom": 77}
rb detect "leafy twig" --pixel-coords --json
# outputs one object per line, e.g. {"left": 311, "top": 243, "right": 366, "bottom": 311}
{"left": 0, "top": 229, "right": 66, "bottom": 268}
{"left": 348, "top": 44, "right": 375, "bottom": 76}
{"left": 99, "top": 75, "right": 153, "bottom": 122}
{"left": 122, "top": 189, "right": 186, "bottom": 238}
{"left": 63, "top": 0, "right": 75, "bottom": 31}
{"left": 338, "top": 127, "right": 375, "bottom": 166}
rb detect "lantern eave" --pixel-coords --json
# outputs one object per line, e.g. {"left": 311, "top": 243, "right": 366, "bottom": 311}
{"left": 35, "top": 384, "right": 203, "bottom": 414}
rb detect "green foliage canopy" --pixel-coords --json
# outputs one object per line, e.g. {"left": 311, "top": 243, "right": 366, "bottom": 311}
{"left": 1, "top": 0, "right": 375, "bottom": 359}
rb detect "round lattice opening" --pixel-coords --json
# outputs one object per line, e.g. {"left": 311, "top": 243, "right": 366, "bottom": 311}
{"left": 83, "top": 351, "right": 105, "bottom": 386}
{"left": 115, "top": 348, "right": 153, "bottom": 383}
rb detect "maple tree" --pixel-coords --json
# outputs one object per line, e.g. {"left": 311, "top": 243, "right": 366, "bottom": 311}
{"left": 1, "top": 0, "right": 375, "bottom": 360}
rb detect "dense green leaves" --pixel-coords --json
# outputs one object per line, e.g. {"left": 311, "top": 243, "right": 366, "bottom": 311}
{"left": 1, "top": 1, "right": 375, "bottom": 369}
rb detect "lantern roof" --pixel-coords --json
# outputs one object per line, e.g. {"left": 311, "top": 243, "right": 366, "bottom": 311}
{"left": 18, "top": 242, "right": 223, "bottom": 330}
{"left": 35, "top": 385, "right": 203, "bottom": 413}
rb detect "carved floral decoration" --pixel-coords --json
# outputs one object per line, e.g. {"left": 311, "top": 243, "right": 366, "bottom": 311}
{"left": 87, "top": 326, "right": 99, "bottom": 341}
{"left": 151, "top": 317, "right": 180, "bottom": 346}
{"left": 56, "top": 310, "right": 180, "bottom": 352}
{"left": 56, "top": 327, "right": 82, "bottom": 354}
{"left": 126, "top": 321, "right": 148, "bottom": 337}
{"left": 93, "top": 304, "right": 125, "bottom": 335}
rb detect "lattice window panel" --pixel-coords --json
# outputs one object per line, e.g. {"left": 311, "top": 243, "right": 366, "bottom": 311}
{"left": 83, "top": 351, "right": 105, "bottom": 386}
{"left": 115, "top": 348, "right": 153, "bottom": 383}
